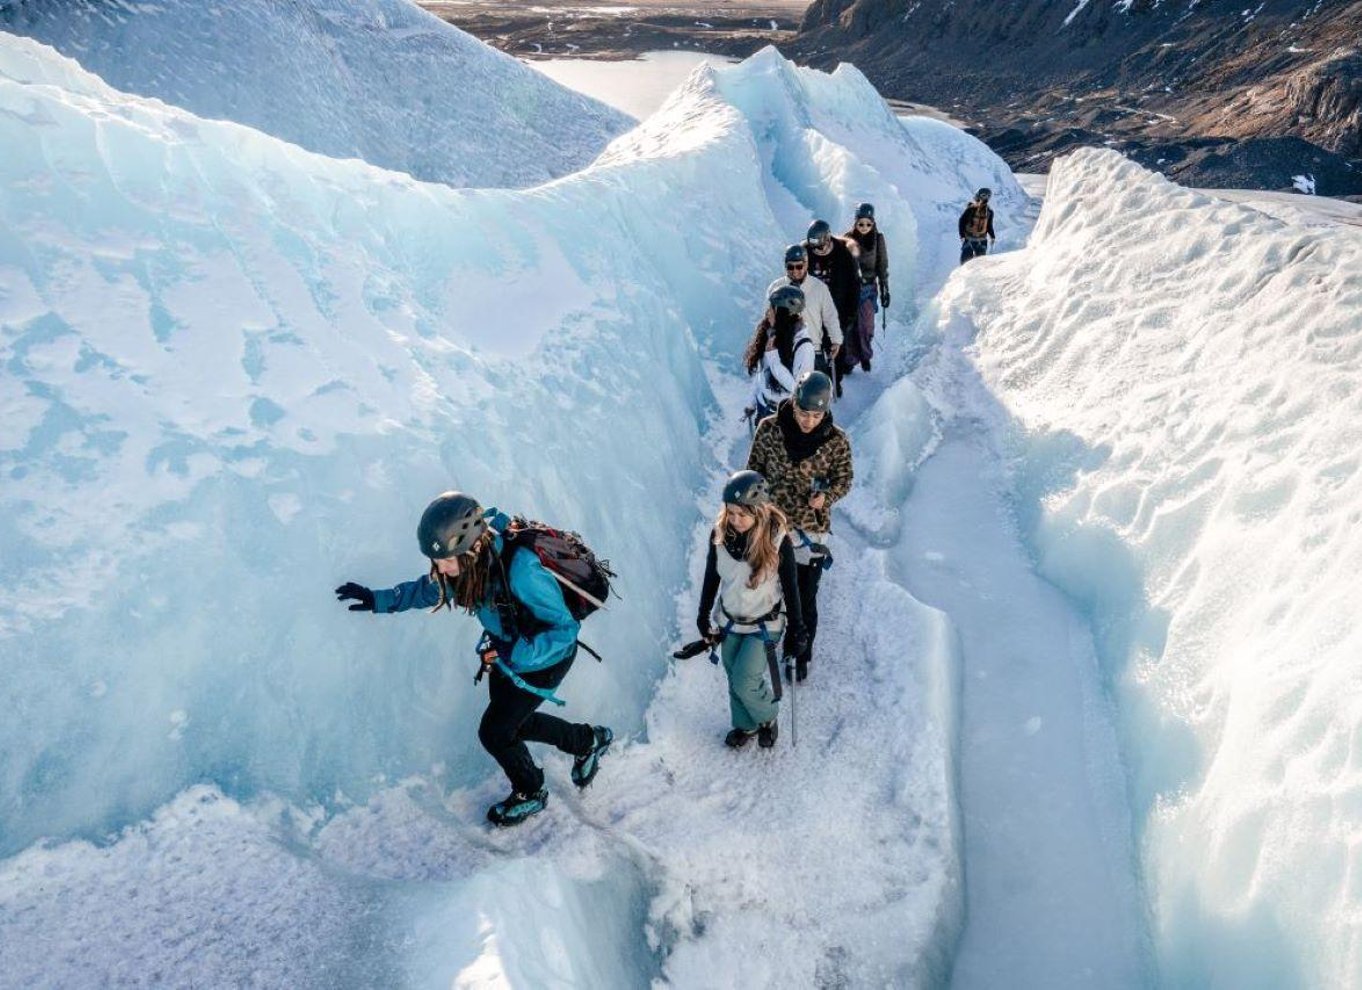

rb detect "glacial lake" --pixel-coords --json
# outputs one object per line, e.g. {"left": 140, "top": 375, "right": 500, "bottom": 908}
{"left": 529, "top": 50, "right": 737, "bottom": 120}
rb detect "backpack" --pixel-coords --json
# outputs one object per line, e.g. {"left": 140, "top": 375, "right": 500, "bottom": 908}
{"left": 500, "top": 516, "right": 616, "bottom": 622}
{"left": 966, "top": 204, "right": 991, "bottom": 239}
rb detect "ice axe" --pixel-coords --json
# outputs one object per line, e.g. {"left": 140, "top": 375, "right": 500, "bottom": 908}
{"left": 783, "top": 653, "right": 798, "bottom": 748}
{"left": 673, "top": 636, "right": 720, "bottom": 665}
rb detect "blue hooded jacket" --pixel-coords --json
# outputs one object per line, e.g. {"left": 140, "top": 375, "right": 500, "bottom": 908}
{"left": 370, "top": 509, "right": 580, "bottom": 675}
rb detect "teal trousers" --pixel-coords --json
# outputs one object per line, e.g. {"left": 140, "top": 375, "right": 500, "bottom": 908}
{"left": 721, "top": 632, "right": 778, "bottom": 731}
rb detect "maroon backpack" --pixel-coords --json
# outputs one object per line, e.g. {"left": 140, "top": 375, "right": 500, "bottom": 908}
{"left": 500, "top": 517, "right": 616, "bottom": 622}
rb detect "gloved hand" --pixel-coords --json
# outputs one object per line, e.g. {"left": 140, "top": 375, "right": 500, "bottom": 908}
{"left": 880, "top": 289, "right": 891, "bottom": 309}
{"left": 784, "top": 625, "right": 809, "bottom": 660}
{"left": 697, "top": 618, "right": 718, "bottom": 643}
{"left": 335, "top": 582, "right": 375, "bottom": 612}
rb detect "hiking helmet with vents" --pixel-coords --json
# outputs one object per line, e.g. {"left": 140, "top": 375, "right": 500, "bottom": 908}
{"left": 418, "top": 491, "right": 487, "bottom": 559}
{"left": 723, "top": 470, "right": 770, "bottom": 508}
{"left": 783, "top": 243, "right": 808, "bottom": 265}
{"left": 975, "top": 187, "right": 992, "bottom": 202}
{"left": 806, "top": 219, "right": 832, "bottom": 247}
{"left": 854, "top": 202, "right": 875, "bottom": 220}
{"left": 794, "top": 370, "right": 833, "bottom": 412}
{"left": 768, "top": 284, "right": 806, "bottom": 317}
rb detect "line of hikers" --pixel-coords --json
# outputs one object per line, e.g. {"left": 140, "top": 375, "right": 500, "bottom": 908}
{"left": 747, "top": 202, "right": 890, "bottom": 417}
{"left": 330, "top": 202, "right": 920, "bottom": 826}
{"left": 332, "top": 365, "right": 855, "bottom": 826}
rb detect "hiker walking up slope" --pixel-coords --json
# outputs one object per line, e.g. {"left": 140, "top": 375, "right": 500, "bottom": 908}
{"left": 745, "top": 372, "right": 853, "bottom": 683}
{"left": 744, "top": 284, "right": 816, "bottom": 425}
{"left": 694, "top": 471, "right": 807, "bottom": 749}
{"left": 959, "top": 187, "right": 996, "bottom": 264}
{"left": 844, "top": 203, "right": 889, "bottom": 376}
{"left": 335, "top": 492, "right": 614, "bottom": 827}
{"left": 768, "top": 243, "right": 842, "bottom": 379}
{"left": 806, "top": 219, "right": 861, "bottom": 398}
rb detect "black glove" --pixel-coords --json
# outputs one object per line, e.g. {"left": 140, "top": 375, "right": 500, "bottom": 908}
{"left": 335, "top": 582, "right": 375, "bottom": 612}
{"left": 880, "top": 289, "right": 891, "bottom": 309}
{"left": 785, "top": 626, "right": 809, "bottom": 659}
{"left": 697, "top": 618, "right": 718, "bottom": 643}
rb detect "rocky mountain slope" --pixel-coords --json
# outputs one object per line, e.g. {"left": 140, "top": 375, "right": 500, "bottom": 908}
{"left": 795, "top": 0, "right": 1362, "bottom": 192}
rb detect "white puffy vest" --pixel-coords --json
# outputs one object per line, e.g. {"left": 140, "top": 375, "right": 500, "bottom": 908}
{"left": 714, "top": 529, "right": 787, "bottom": 634}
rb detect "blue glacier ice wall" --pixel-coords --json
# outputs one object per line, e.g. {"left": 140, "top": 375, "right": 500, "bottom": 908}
{"left": 0, "top": 0, "right": 633, "bottom": 188}
{"left": 0, "top": 34, "right": 1017, "bottom": 857}
{"left": 0, "top": 29, "right": 1025, "bottom": 986}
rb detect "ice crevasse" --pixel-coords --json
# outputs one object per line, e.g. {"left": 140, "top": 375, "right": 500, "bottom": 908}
{"left": 0, "top": 27, "right": 1020, "bottom": 988}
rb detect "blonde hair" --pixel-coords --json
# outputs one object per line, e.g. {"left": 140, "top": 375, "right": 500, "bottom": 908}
{"left": 429, "top": 529, "right": 497, "bottom": 613}
{"left": 714, "top": 502, "right": 788, "bottom": 588}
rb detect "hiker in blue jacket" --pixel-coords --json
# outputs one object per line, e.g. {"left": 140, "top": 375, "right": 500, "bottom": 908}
{"left": 335, "top": 491, "right": 613, "bottom": 826}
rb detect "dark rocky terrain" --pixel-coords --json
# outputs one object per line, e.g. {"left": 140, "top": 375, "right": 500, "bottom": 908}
{"left": 419, "top": 1, "right": 803, "bottom": 61}
{"left": 794, "top": 0, "right": 1362, "bottom": 193}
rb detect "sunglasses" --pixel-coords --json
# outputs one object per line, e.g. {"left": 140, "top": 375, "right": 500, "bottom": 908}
{"left": 855, "top": 220, "right": 873, "bottom": 228}
{"left": 785, "top": 262, "right": 806, "bottom": 270}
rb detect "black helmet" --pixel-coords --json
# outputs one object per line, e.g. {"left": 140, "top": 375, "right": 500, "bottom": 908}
{"left": 794, "top": 370, "right": 833, "bottom": 412}
{"left": 417, "top": 491, "right": 487, "bottom": 559}
{"left": 975, "top": 187, "right": 992, "bottom": 202}
{"left": 854, "top": 202, "right": 875, "bottom": 220}
{"left": 783, "top": 243, "right": 807, "bottom": 265}
{"left": 806, "top": 219, "right": 832, "bottom": 247}
{"left": 768, "top": 284, "right": 805, "bottom": 317}
{"left": 722, "top": 470, "right": 770, "bottom": 507}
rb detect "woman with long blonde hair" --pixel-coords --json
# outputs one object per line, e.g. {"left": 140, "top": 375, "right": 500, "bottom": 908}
{"left": 694, "top": 471, "right": 806, "bottom": 748}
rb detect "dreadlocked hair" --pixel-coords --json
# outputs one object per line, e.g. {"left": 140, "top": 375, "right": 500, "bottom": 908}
{"left": 714, "top": 501, "right": 788, "bottom": 588}
{"left": 429, "top": 529, "right": 497, "bottom": 613}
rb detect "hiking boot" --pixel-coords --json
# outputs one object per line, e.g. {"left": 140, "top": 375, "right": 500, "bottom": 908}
{"left": 571, "top": 726, "right": 613, "bottom": 788}
{"left": 487, "top": 787, "right": 548, "bottom": 827}
{"left": 724, "top": 728, "right": 756, "bottom": 749}
{"left": 757, "top": 720, "right": 779, "bottom": 748}
{"left": 861, "top": 359, "right": 871, "bottom": 372}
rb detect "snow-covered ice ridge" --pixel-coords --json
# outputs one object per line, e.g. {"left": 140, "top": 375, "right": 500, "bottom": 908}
{"left": 0, "top": 0, "right": 633, "bottom": 188}
{"left": 934, "top": 148, "right": 1362, "bottom": 986}
{"left": 0, "top": 24, "right": 1022, "bottom": 986}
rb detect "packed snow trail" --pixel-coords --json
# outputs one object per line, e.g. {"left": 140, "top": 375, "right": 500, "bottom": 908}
{"left": 896, "top": 425, "right": 1149, "bottom": 986}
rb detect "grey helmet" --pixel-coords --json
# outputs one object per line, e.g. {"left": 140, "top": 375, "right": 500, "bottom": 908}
{"left": 722, "top": 470, "right": 770, "bottom": 507}
{"left": 783, "top": 243, "right": 807, "bottom": 265}
{"left": 975, "top": 187, "right": 992, "bottom": 203}
{"left": 794, "top": 370, "right": 833, "bottom": 412}
{"left": 417, "top": 491, "right": 487, "bottom": 559}
{"left": 854, "top": 202, "right": 875, "bottom": 220}
{"left": 806, "top": 219, "right": 832, "bottom": 248}
{"left": 768, "top": 284, "right": 805, "bottom": 317}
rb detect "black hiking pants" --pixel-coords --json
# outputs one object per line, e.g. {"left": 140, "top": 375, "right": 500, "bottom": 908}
{"left": 478, "top": 649, "right": 594, "bottom": 795}
{"left": 795, "top": 562, "right": 824, "bottom": 669}
{"left": 960, "top": 238, "right": 989, "bottom": 264}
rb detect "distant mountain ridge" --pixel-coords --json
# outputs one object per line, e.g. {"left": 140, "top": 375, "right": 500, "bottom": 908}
{"left": 795, "top": 0, "right": 1362, "bottom": 190}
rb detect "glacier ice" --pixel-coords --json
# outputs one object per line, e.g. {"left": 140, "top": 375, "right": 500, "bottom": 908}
{"left": 0, "top": 0, "right": 633, "bottom": 188}
{"left": 933, "top": 147, "right": 1362, "bottom": 987}
{"left": 0, "top": 27, "right": 1028, "bottom": 986}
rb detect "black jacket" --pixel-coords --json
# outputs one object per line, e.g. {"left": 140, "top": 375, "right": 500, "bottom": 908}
{"left": 959, "top": 203, "right": 995, "bottom": 240}
{"left": 807, "top": 237, "right": 861, "bottom": 329}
